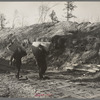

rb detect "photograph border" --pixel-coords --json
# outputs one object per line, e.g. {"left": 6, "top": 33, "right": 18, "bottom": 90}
{"left": 0, "top": 0, "right": 100, "bottom": 100}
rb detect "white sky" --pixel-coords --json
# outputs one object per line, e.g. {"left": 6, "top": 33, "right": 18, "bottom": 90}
{"left": 0, "top": 1, "right": 100, "bottom": 27}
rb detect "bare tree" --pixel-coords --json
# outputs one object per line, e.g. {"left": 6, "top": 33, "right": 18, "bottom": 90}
{"left": 12, "top": 9, "right": 19, "bottom": 28}
{"left": 0, "top": 13, "right": 6, "bottom": 29}
{"left": 21, "top": 15, "right": 25, "bottom": 27}
{"left": 38, "top": 3, "right": 59, "bottom": 23}
{"left": 63, "top": 1, "right": 77, "bottom": 21}
{"left": 21, "top": 14, "right": 28, "bottom": 27}
{"left": 38, "top": 4, "right": 50, "bottom": 23}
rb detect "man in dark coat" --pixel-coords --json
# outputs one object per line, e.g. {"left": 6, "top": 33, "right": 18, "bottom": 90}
{"left": 32, "top": 44, "right": 48, "bottom": 79}
{"left": 10, "top": 46, "right": 27, "bottom": 79}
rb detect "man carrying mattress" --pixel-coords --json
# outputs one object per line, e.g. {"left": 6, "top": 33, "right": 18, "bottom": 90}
{"left": 32, "top": 40, "right": 50, "bottom": 79}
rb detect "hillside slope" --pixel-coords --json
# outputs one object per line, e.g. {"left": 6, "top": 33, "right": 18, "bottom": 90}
{"left": 0, "top": 21, "right": 100, "bottom": 72}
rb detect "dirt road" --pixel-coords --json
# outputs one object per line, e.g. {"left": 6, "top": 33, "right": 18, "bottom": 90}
{"left": 0, "top": 64, "right": 100, "bottom": 99}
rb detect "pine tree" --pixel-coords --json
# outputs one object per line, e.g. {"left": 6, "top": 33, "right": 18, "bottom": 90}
{"left": 63, "top": 1, "right": 77, "bottom": 21}
{"left": 49, "top": 10, "right": 58, "bottom": 23}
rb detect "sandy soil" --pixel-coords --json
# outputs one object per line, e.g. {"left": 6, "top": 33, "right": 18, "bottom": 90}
{"left": 0, "top": 63, "right": 100, "bottom": 99}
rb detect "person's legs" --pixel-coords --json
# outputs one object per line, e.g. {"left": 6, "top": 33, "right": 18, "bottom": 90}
{"left": 37, "top": 60, "right": 44, "bottom": 79}
{"left": 39, "top": 67, "right": 43, "bottom": 79}
{"left": 37, "top": 58, "right": 47, "bottom": 79}
{"left": 15, "top": 59, "right": 21, "bottom": 79}
{"left": 41, "top": 59, "right": 47, "bottom": 75}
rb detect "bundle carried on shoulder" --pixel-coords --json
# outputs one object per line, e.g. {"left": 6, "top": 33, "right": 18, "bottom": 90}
{"left": 7, "top": 38, "right": 22, "bottom": 53}
{"left": 32, "top": 42, "right": 51, "bottom": 52}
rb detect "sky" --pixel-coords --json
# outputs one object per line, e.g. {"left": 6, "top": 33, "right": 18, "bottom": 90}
{"left": 0, "top": 1, "right": 100, "bottom": 27}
